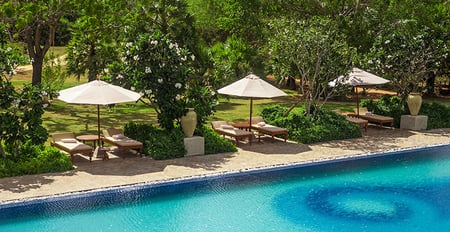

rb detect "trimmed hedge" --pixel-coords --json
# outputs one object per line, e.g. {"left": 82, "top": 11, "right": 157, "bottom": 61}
{"left": 260, "top": 105, "right": 362, "bottom": 144}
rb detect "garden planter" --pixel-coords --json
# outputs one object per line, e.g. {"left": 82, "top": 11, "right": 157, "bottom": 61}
{"left": 407, "top": 92, "right": 422, "bottom": 116}
{"left": 181, "top": 108, "right": 197, "bottom": 137}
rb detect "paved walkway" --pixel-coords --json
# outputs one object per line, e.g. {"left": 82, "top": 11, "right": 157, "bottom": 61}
{"left": 1, "top": 126, "right": 450, "bottom": 203}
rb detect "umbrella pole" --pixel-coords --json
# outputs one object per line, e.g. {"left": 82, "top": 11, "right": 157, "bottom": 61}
{"left": 356, "top": 87, "right": 360, "bottom": 115}
{"left": 97, "top": 105, "right": 101, "bottom": 145}
{"left": 249, "top": 98, "right": 253, "bottom": 130}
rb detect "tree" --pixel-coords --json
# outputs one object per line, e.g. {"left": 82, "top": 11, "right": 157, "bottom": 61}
{"left": 65, "top": 0, "right": 129, "bottom": 81}
{"left": 1, "top": 0, "right": 73, "bottom": 85}
{"left": 110, "top": 32, "right": 194, "bottom": 129}
{"left": 1, "top": 25, "right": 48, "bottom": 158}
{"left": 268, "top": 17, "right": 355, "bottom": 117}
{"left": 364, "top": 19, "right": 447, "bottom": 98}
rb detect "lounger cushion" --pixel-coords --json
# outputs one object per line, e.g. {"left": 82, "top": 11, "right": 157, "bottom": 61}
{"left": 61, "top": 138, "right": 77, "bottom": 143}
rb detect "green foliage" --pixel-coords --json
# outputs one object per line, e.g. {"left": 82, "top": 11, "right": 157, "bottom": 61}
{"left": 421, "top": 102, "right": 450, "bottom": 129}
{"left": 124, "top": 122, "right": 236, "bottom": 160}
{"left": 267, "top": 17, "right": 355, "bottom": 117}
{"left": 361, "top": 95, "right": 450, "bottom": 129}
{"left": 363, "top": 19, "right": 448, "bottom": 97}
{"left": 209, "top": 36, "right": 258, "bottom": 88}
{"left": 0, "top": 144, "right": 73, "bottom": 178}
{"left": 361, "top": 95, "right": 408, "bottom": 128}
{"left": 196, "top": 125, "right": 237, "bottom": 154}
{"left": 0, "top": 80, "right": 49, "bottom": 158}
{"left": 111, "top": 31, "right": 194, "bottom": 129}
{"left": 124, "top": 122, "right": 185, "bottom": 160}
{"left": 260, "top": 105, "right": 362, "bottom": 144}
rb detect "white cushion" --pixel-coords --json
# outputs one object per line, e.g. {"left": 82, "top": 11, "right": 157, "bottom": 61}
{"left": 61, "top": 138, "right": 77, "bottom": 143}
{"left": 113, "top": 134, "right": 125, "bottom": 139}
{"left": 257, "top": 122, "right": 266, "bottom": 127}
{"left": 221, "top": 125, "right": 234, "bottom": 130}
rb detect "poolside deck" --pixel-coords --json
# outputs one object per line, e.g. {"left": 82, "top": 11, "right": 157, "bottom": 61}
{"left": 1, "top": 126, "right": 450, "bottom": 203}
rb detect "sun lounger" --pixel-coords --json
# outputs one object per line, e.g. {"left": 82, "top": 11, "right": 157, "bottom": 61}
{"left": 51, "top": 132, "right": 94, "bottom": 161}
{"left": 348, "top": 108, "right": 394, "bottom": 128}
{"left": 332, "top": 109, "right": 368, "bottom": 132}
{"left": 249, "top": 117, "right": 288, "bottom": 142}
{"left": 211, "top": 121, "right": 253, "bottom": 145}
{"left": 102, "top": 128, "right": 143, "bottom": 156}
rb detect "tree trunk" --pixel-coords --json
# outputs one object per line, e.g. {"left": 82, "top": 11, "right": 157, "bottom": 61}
{"left": 31, "top": 56, "right": 44, "bottom": 86}
{"left": 285, "top": 77, "right": 297, "bottom": 90}
{"left": 425, "top": 71, "right": 436, "bottom": 96}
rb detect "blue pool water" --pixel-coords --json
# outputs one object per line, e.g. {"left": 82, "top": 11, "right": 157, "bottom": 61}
{"left": 1, "top": 145, "right": 450, "bottom": 231}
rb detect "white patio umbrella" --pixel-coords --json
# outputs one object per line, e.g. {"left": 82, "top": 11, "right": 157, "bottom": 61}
{"left": 217, "top": 73, "right": 287, "bottom": 127}
{"left": 329, "top": 68, "right": 390, "bottom": 115}
{"left": 58, "top": 80, "right": 141, "bottom": 144}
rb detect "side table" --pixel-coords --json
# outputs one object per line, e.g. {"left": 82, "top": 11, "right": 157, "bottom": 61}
{"left": 76, "top": 135, "right": 103, "bottom": 148}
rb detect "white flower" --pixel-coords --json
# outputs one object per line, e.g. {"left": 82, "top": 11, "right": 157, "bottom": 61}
{"left": 145, "top": 89, "right": 152, "bottom": 94}
{"left": 385, "top": 40, "right": 391, "bottom": 44}
{"left": 176, "top": 94, "right": 181, "bottom": 100}
{"left": 150, "top": 40, "right": 158, "bottom": 45}
{"left": 174, "top": 83, "right": 182, "bottom": 89}
{"left": 131, "top": 87, "right": 136, "bottom": 91}
{"left": 126, "top": 42, "right": 133, "bottom": 48}
{"left": 116, "top": 74, "right": 124, "bottom": 79}
{"left": 41, "top": 91, "right": 48, "bottom": 96}
{"left": 145, "top": 67, "right": 152, "bottom": 74}
{"left": 133, "top": 55, "right": 139, "bottom": 61}
{"left": 103, "top": 68, "right": 109, "bottom": 73}
{"left": 158, "top": 78, "right": 163, "bottom": 83}
{"left": 190, "top": 55, "right": 195, "bottom": 61}
{"left": 367, "top": 60, "right": 373, "bottom": 64}
{"left": 169, "top": 43, "right": 174, "bottom": 49}
{"left": 387, "top": 55, "right": 392, "bottom": 59}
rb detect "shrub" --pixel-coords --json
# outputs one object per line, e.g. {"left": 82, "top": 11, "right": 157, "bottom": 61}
{"left": 420, "top": 102, "right": 450, "bottom": 129}
{"left": 260, "top": 105, "right": 362, "bottom": 144}
{"left": 124, "top": 122, "right": 237, "bottom": 160}
{"left": 361, "top": 95, "right": 450, "bottom": 129}
{"left": 0, "top": 144, "right": 73, "bottom": 178}
{"left": 361, "top": 95, "right": 408, "bottom": 127}
{"left": 124, "top": 123, "right": 185, "bottom": 160}
{"left": 196, "top": 125, "right": 237, "bottom": 154}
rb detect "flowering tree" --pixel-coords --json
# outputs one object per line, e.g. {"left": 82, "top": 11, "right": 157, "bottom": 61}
{"left": 268, "top": 17, "right": 354, "bottom": 117}
{"left": 110, "top": 31, "right": 195, "bottom": 129}
{"left": 364, "top": 20, "right": 448, "bottom": 98}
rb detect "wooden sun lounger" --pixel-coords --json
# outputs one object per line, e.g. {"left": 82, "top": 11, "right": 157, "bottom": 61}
{"left": 211, "top": 121, "right": 253, "bottom": 145}
{"left": 102, "top": 128, "right": 143, "bottom": 156}
{"left": 51, "top": 132, "right": 94, "bottom": 161}
{"left": 348, "top": 113, "right": 394, "bottom": 128}
{"left": 250, "top": 117, "right": 288, "bottom": 142}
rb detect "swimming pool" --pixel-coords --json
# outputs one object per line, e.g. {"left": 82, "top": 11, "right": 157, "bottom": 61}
{"left": 0, "top": 145, "right": 449, "bottom": 231}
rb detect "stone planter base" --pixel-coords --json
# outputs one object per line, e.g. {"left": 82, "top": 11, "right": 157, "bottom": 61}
{"left": 184, "top": 136, "right": 204, "bottom": 156}
{"left": 400, "top": 115, "right": 428, "bottom": 131}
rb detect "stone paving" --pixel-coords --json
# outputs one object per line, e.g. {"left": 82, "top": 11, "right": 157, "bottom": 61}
{"left": 1, "top": 126, "right": 450, "bottom": 203}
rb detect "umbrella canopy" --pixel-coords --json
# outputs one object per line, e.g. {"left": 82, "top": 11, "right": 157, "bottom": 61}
{"left": 328, "top": 68, "right": 390, "bottom": 115}
{"left": 218, "top": 74, "right": 287, "bottom": 127}
{"left": 58, "top": 80, "right": 141, "bottom": 142}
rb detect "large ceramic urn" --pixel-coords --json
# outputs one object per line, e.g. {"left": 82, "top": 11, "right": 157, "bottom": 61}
{"left": 181, "top": 108, "right": 197, "bottom": 137}
{"left": 407, "top": 92, "right": 422, "bottom": 116}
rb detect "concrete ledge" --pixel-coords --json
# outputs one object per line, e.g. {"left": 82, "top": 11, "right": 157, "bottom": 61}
{"left": 184, "top": 136, "right": 205, "bottom": 156}
{"left": 400, "top": 115, "right": 428, "bottom": 131}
